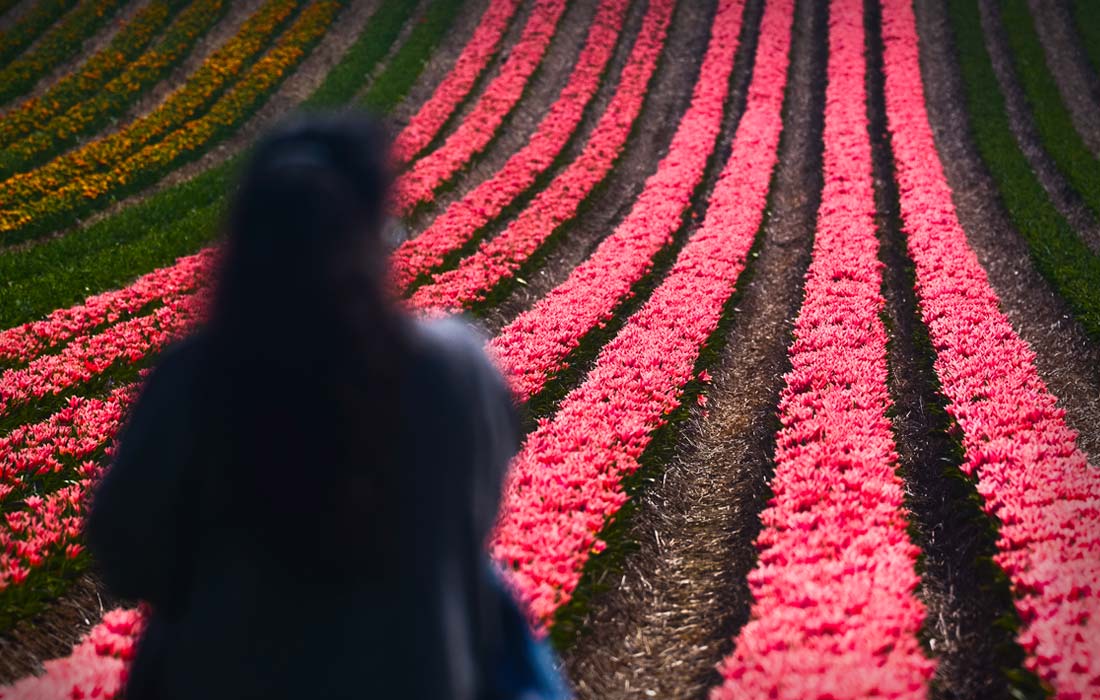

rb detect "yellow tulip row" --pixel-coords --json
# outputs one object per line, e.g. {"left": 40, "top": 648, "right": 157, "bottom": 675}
{"left": 0, "top": 0, "right": 228, "bottom": 177}
{"left": 0, "top": 0, "right": 344, "bottom": 244}
{"left": 0, "top": 0, "right": 300, "bottom": 208}
{"left": 0, "top": 0, "right": 181, "bottom": 147}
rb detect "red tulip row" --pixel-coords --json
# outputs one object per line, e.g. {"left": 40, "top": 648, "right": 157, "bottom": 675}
{"left": 394, "top": 0, "right": 568, "bottom": 213}
{"left": 391, "top": 0, "right": 638, "bottom": 290}
{"left": 0, "top": 385, "right": 134, "bottom": 591}
{"left": 405, "top": 0, "right": 674, "bottom": 306}
{"left": 0, "top": 293, "right": 203, "bottom": 418}
{"left": 0, "top": 250, "right": 215, "bottom": 368}
{"left": 711, "top": 1, "right": 933, "bottom": 696}
{"left": 391, "top": 0, "right": 523, "bottom": 164}
{"left": 487, "top": 0, "right": 747, "bottom": 400}
{"left": 881, "top": 0, "right": 1100, "bottom": 696}
{"left": 0, "top": 608, "right": 142, "bottom": 700}
{"left": 491, "top": 0, "right": 785, "bottom": 626}
{"left": 0, "top": 385, "right": 133, "bottom": 507}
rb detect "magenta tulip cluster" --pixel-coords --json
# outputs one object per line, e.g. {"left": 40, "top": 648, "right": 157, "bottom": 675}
{"left": 488, "top": 0, "right": 747, "bottom": 400}
{"left": 491, "top": 0, "right": 788, "bottom": 626}
{"left": 881, "top": 0, "right": 1100, "bottom": 695}
{"left": 395, "top": 0, "right": 568, "bottom": 213}
{"left": 712, "top": 2, "right": 933, "bottom": 696}
{"left": 391, "top": 0, "right": 633, "bottom": 289}
{"left": 392, "top": 0, "right": 524, "bottom": 163}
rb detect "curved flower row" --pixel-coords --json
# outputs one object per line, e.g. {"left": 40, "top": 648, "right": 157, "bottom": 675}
{"left": 0, "top": 293, "right": 203, "bottom": 418}
{"left": 0, "top": 0, "right": 128, "bottom": 105}
{"left": 712, "top": 1, "right": 933, "bottom": 696}
{"left": 0, "top": 1, "right": 181, "bottom": 150}
{"left": 0, "top": 0, "right": 344, "bottom": 244}
{"left": 408, "top": 0, "right": 673, "bottom": 312}
{"left": 0, "top": 0, "right": 78, "bottom": 70}
{"left": 0, "top": 384, "right": 135, "bottom": 593}
{"left": 491, "top": 0, "right": 783, "bottom": 626}
{"left": 0, "top": 251, "right": 214, "bottom": 368}
{"left": 0, "top": 385, "right": 134, "bottom": 507}
{"left": 391, "top": 0, "right": 636, "bottom": 290}
{"left": 0, "top": 0, "right": 298, "bottom": 207}
{"left": 881, "top": 0, "right": 1100, "bottom": 696}
{"left": 0, "top": 0, "right": 179, "bottom": 145}
{"left": 0, "top": 608, "right": 143, "bottom": 700}
{"left": 394, "top": 0, "right": 568, "bottom": 213}
{"left": 391, "top": 0, "right": 523, "bottom": 164}
{"left": 488, "top": 0, "right": 746, "bottom": 399}
{"left": 0, "top": 0, "right": 228, "bottom": 178}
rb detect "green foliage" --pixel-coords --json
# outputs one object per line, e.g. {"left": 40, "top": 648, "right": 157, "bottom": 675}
{"left": 998, "top": 0, "right": 1100, "bottom": 220}
{"left": 948, "top": 0, "right": 1100, "bottom": 341}
{"left": 1071, "top": 0, "right": 1100, "bottom": 76}
{"left": 360, "top": 0, "right": 465, "bottom": 112}
{"left": 303, "top": 0, "right": 420, "bottom": 108}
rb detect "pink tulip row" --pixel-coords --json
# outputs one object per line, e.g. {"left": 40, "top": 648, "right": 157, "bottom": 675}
{"left": 0, "top": 250, "right": 215, "bottom": 368}
{"left": 487, "top": 0, "right": 747, "bottom": 400}
{"left": 390, "top": 0, "right": 636, "bottom": 290}
{"left": 394, "top": 0, "right": 568, "bottom": 213}
{"left": 391, "top": 0, "right": 524, "bottom": 164}
{"left": 407, "top": 0, "right": 674, "bottom": 311}
{"left": 880, "top": 0, "right": 1100, "bottom": 696}
{"left": 0, "top": 385, "right": 134, "bottom": 589}
{"left": 0, "top": 292, "right": 203, "bottom": 418}
{"left": 0, "top": 607, "right": 143, "bottom": 700}
{"left": 491, "top": 0, "right": 787, "bottom": 626}
{"left": 711, "top": 1, "right": 933, "bottom": 696}
{"left": 0, "top": 385, "right": 134, "bottom": 505}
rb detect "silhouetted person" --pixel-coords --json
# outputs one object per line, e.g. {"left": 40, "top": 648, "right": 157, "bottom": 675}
{"left": 86, "top": 113, "right": 569, "bottom": 700}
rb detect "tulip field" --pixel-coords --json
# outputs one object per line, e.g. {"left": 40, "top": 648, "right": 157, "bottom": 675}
{"left": 1, "top": 0, "right": 1099, "bottom": 697}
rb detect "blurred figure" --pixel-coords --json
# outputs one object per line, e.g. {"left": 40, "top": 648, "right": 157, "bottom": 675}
{"left": 86, "top": 113, "right": 569, "bottom": 700}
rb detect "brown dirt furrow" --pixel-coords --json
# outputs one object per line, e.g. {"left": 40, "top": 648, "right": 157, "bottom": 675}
{"left": 387, "top": 0, "right": 493, "bottom": 130}
{"left": 1029, "top": 0, "right": 1100, "bottom": 161}
{"left": 403, "top": 0, "right": 604, "bottom": 233}
{"left": 7, "top": 0, "right": 149, "bottom": 107}
{"left": 558, "top": 0, "right": 825, "bottom": 696}
{"left": 977, "top": 0, "right": 1100, "bottom": 255}
{"left": 913, "top": 0, "right": 1100, "bottom": 458}
{"left": 0, "top": 575, "right": 124, "bottom": 684}
{"left": 478, "top": 0, "right": 729, "bottom": 336}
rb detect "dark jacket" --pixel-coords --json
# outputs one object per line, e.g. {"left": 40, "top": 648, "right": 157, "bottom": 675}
{"left": 87, "top": 318, "right": 567, "bottom": 700}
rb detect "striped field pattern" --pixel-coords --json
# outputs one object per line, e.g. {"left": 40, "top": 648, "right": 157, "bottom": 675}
{"left": 0, "top": 0, "right": 1098, "bottom": 698}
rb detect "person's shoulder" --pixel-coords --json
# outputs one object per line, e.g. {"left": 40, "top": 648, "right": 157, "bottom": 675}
{"left": 413, "top": 316, "right": 490, "bottom": 365}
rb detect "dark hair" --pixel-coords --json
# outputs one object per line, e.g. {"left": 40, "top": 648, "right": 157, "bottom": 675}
{"left": 198, "top": 112, "right": 406, "bottom": 568}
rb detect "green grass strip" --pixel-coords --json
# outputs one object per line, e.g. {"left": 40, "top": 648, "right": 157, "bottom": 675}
{"left": 948, "top": 0, "right": 1100, "bottom": 340}
{"left": 1071, "top": 0, "right": 1100, "bottom": 76}
{"left": 998, "top": 0, "right": 1100, "bottom": 220}
{"left": 304, "top": 0, "right": 419, "bottom": 108}
{"left": 0, "top": 0, "right": 426, "bottom": 329}
{"left": 360, "top": 0, "right": 465, "bottom": 111}
{"left": 0, "top": 0, "right": 129, "bottom": 104}
{"left": 0, "top": 0, "right": 79, "bottom": 70}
